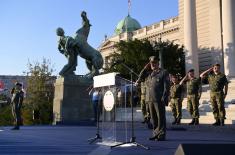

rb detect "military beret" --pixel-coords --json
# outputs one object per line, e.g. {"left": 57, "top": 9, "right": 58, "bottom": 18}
{"left": 149, "top": 56, "right": 160, "bottom": 62}
{"left": 188, "top": 69, "right": 194, "bottom": 73}
{"left": 171, "top": 74, "right": 178, "bottom": 78}
{"left": 15, "top": 82, "right": 22, "bottom": 87}
{"left": 213, "top": 63, "right": 220, "bottom": 67}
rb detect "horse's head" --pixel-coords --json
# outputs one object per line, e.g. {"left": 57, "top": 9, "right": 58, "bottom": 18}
{"left": 81, "top": 11, "right": 87, "bottom": 18}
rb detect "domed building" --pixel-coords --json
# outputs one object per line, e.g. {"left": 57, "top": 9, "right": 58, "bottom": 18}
{"left": 99, "top": 13, "right": 179, "bottom": 69}
{"left": 114, "top": 15, "right": 141, "bottom": 35}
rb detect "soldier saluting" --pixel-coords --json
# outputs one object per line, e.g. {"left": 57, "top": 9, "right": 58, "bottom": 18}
{"left": 169, "top": 74, "right": 183, "bottom": 125}
{"left": 200, "top": 64, "right": 228, "bottom": 126}
{"left": 135, "top": 61, "right": 152, "bottom": 129}
{"left": 180, "top": 69, "right": 202, "bottom": 125}
{"left": 147, "top": 56, "right": 170, "bottom": 141}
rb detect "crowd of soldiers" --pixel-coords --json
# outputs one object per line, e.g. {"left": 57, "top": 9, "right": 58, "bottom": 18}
{"left": 136, "top": 56, "right": 228, "bottom": 141}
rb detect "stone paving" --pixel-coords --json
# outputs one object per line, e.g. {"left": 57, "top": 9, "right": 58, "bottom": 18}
{"left": 0, "top": 123, "right": 235, "bottom": 155}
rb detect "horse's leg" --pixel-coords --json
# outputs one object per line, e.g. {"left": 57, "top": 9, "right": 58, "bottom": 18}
{"left": 85, "top": 60, "right": 93, "bottom": 71}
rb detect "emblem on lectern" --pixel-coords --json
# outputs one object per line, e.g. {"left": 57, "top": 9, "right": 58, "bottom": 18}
{"left": 103, "top": 90, "right": 115, "bottom": 111}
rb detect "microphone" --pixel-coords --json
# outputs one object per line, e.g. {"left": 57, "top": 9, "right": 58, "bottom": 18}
{"left": 110, "top": 58, "right": 125, "bottom": 68}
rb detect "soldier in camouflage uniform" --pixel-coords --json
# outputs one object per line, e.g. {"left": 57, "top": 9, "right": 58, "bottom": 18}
{"left": 200, "top": 64, "right": 228, "bottom": 126}
{"left": 136, "top": 63, "right": 152, "bottom": 129}
{"left": 140, "top": 81, "right": 151, "bottom": 124}
{"left": 180, "top": 69, "right": 202, "bottom": 125}
{"left": 10, "top": 82, "right": 24, "bottom": 130}
{"left": 170, "top": 74, "right": 183, "bottom": 125}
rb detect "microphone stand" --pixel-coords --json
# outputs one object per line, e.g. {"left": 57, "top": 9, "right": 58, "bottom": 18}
{"left": 111, "top": 62, "right": 149, "bottom": 150}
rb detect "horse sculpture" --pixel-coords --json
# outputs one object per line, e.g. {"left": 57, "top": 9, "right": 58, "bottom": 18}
{"left": 56, "top": 11, "right": 103, "bottom": 78}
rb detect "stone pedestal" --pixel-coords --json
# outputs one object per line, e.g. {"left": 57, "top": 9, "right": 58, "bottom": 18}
{"left": 53, "top": 76, "right": 93, "bottom": 125}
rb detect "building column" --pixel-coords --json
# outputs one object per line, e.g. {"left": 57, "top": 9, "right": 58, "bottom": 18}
{"left": 222, "top": 0, "right": 235, "bottom": 77}
{"left": 184, "top": 0, "right": 199, "bottom": 76}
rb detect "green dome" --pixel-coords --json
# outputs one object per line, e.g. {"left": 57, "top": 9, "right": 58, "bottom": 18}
{"left": 115, "top": 15, "right": 141, "bottom": 35}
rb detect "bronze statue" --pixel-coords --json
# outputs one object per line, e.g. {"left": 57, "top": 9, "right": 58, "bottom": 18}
{"left": 56, "top": 11, "right": 103, "bottom": 77}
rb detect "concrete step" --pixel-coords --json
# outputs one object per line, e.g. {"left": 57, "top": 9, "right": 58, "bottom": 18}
{"left": 180, "top": 119, "right": 234, "bottom": 124}
{"left": 226, "top": 104, "right": 235, "bottom": 109}
{"left": 166, "top": 115, "right": 235, "bottom": 124}
{"left": 205, "top": 112, "right": 235, "bottom": 119}
{"left": 115, "top": 103, "right": 235, "bottom": 124}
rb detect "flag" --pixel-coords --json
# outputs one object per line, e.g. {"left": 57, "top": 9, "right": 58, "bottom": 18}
{"left": 128, "top": 0, "right": 131, "bottom": 15}
{"left": 0, "top": 80, "right": 4, "bottom": 91}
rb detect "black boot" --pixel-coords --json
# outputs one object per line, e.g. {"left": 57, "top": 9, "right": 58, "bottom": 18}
{"left": 194, "top": 118, "right": 199, "bottom": 125}
{"left": 188, "top": 118, "right": 195, "bottom": 125}
{"left": 212, "top": 119, "right": 220, "bottom": 126}
{"left": 172, "top": 117, "right": 177, "bottom": 125}
{"left": 220, "top": 119, "right": 224, "bottom": 126}
{"left": 11, "top": 126, "right": 20, "bottom": 130}
{"left": 149, "top": 134, "right": 158, "bottom": 141}
{"left": 176, "top": 118, "right": 181, "bottom": 125}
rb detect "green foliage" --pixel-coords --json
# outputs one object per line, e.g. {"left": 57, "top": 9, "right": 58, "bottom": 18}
{"left": 104, "top": 39, "right": 185, "bottom": 80}
{"left": 0, "top": 94, "right": 13, "bottom": 125}
{"left": 22, "top": 104, "right": 34, "bottom": 125}
{"left": 153, "top": 40, "right": 185, "bottom": 76}
{"left": 105, "top": 39, "right": 156, "bottom": 79}
{"left": 0, "top": 105, "right": 14, "bottom": 126}
{"left": 0, "top": 93, "right": 11, "bottom": 104}
{"left": 24, "top": 58, "right": 55, "bottom": 125}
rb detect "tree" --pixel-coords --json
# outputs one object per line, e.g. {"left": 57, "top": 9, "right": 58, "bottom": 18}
{"left": 104, "top": 39, "right": 185, "bottom": 80}
{"left": 153, "top": 40, "right": 185, "bottom": 76}
{"left": 0, "top": 94, "right": 13, "bottom": 126}
{"left": 23, "top": 58, "right": 55, "bottom": 125}
{"left": 104, "top": 39, "right": 155, "bottom": 79}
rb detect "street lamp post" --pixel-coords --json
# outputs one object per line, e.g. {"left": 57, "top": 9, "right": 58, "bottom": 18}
{"left": 155, "top": 36, "right": 164, "bottom": 69}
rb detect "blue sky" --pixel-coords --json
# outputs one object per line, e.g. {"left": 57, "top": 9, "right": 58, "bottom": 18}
{"left": 0, "top": 0, "right": 178, "bottom": 76}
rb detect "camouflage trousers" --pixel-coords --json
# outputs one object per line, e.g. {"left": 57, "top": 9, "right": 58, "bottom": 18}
{"left": 140, "top": 99, "right": 150, "bottom": 121}
{"left": 187, "top": 94, "right": 200, "bottom": 118}
{"left": 210, "top": 92, "right": 226, "bottom": 119}
{"left": 12, "top": 102, "right": 22, "bottom": 127}
{"left": 170, "top": 98, "right": 182, "bottom": 119}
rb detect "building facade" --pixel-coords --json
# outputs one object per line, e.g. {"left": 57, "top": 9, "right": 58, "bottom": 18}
{"left": 0, "top": 75, "right": 27, "bottom": 97}
{"left": 99, "top": 0, "right": 235, "bottom": 79}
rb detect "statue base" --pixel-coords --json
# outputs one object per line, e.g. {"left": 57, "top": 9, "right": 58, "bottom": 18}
{"left": 53, "top": 75, "right": 93, "bottom": 125}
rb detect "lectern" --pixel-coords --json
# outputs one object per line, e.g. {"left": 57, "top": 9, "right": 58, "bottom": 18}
{"left": 89, "top": 72, "right": 149, "bottom": 150}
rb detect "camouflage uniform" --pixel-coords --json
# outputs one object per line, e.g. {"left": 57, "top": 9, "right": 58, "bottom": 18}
{"left": 140, "top": 81, "right": 151, "bottom": 122}
{"left": 170, "top": 83, "right": 182, "bottom": 123}
{"left": 11, "top": 87, "right": 24, "bottom": 129}
{"left": 186, "top": 78, "right": 201, "bottom": 122}
{"left": 208, "top": 73, "right": 228, "bottom": 122}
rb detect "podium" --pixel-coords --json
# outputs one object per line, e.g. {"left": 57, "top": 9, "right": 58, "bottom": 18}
{"left": 89, "top": 72, "right": 149, "bottom": 149}
{"left": 87, "top": 73, "right": 132, "bottom": 145}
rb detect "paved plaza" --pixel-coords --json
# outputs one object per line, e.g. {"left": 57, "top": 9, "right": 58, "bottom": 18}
{"left": 1, "top": 123, "right": 235, "bottom": 155}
